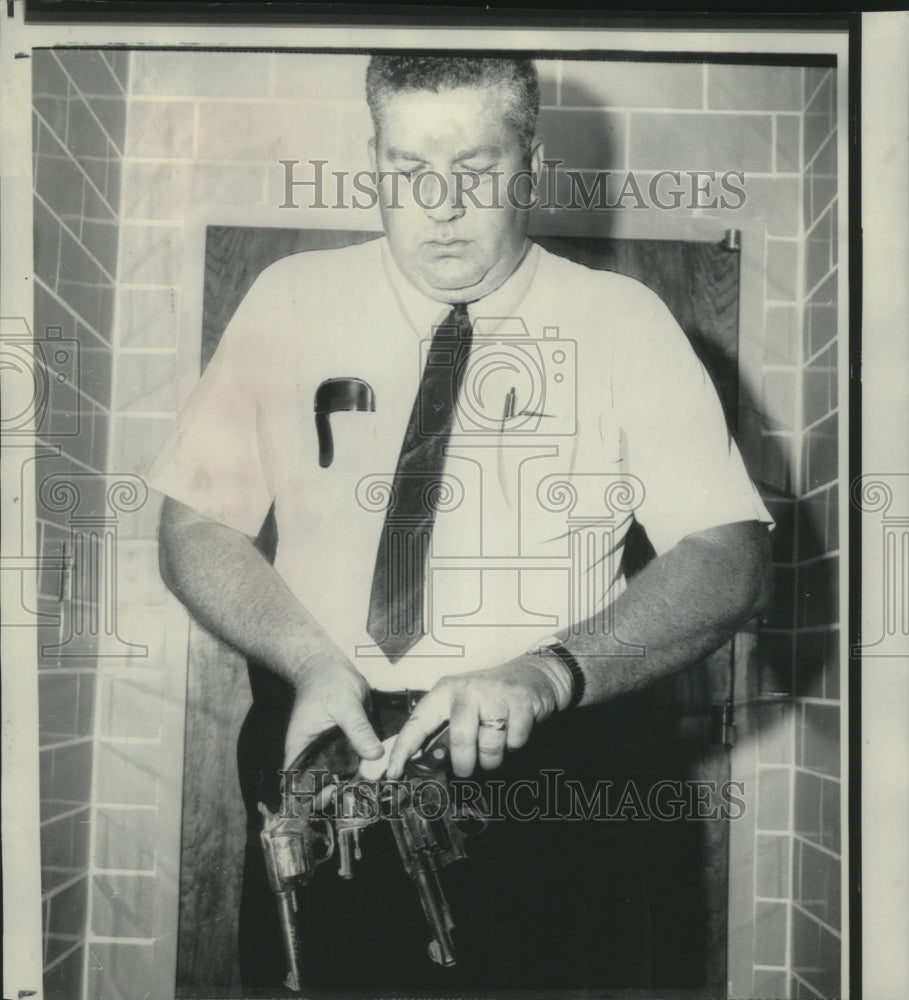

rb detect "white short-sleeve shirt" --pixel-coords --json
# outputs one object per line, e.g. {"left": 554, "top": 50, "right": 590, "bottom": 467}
{"left": 149, "top": 237, "right": 772, "bottom": 691}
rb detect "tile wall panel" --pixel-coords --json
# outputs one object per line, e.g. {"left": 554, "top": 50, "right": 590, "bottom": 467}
{"left": 755, "top": 832, "right": 791, "bottom": 898}
{"left": 92, "top": 874, "right": 157, "bottom": 938}
{"left": 124, "top": 100, "right": 194, "bottom": 158}
{"left": 775, "top": 114, "right": 801, "bottom": 173}
{"left": 757, "top": 629, "right": 794, "bottom": 695}
{"left": 707, "top": 64, "right": 803, "bottom": 112}
{"left": 786, "top": 62, "right": 842, "bottom": 996}
{"left": 757, "top": 768, "right": 791, "bottom": 831}
{"left": 793, "top": 839, "right": 841, "bottom": 930}
{"left": 130, "top": 48, "right": 272, "bottom": 97}
{"left": 33, "top": 47, "right": 129, "bottom": 998}
{"left": 791, "top": 907, "right": 840, "bottom": 999}
{"left": 94, "top": 806, "right": 158, "bottom": 871}
{"left": 753, "top": 900, "right": 789, "bottom": 965}
{"left": 560, "top": 59, "right": 704, "bottom": 109}
{"left": 753, "top": 968, "right": 788, "bottom": 997}
{"left": 87, "top": 943, "right": 156, "bottom": 1000}
{"left": 43, "top": 946, "right": 84, "bottom": 1000}
{"left": 94, "top": 741, "right": 160, "bottom": 807}
{"left": 630, "top": 112, "right": 773, "bottom": 171}
{"left": 743, "top": 56, "right": 842, "bottom": 1000}
{"left": 537, "top": 107, "right": 626, "bottom": 169}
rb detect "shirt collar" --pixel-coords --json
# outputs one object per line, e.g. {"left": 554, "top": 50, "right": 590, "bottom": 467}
{"left": 380, "top": 238, "right": 541, "bottom": 338}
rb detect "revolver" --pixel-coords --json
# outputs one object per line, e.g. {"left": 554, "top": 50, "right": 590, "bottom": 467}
{"left": 259, "top": 724, "right": 485, "bottom": 991}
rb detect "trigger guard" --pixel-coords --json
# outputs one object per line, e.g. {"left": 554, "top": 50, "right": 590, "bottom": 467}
{"left": 310, "top": 818, "right": 335, "bottom": 863}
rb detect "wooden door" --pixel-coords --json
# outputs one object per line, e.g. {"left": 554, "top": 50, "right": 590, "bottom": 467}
{"left": 536, "top": 234, "right": 741, "bottom": 992}
{"left": 176, "top": 227, "right": 741, "bottom": 995}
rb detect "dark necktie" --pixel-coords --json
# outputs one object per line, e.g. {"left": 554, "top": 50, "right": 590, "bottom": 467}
{"left": 365, "top": 302, "right": 474, "bottom": 661}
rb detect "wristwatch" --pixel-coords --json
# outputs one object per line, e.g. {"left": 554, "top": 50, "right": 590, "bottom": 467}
{"left": 531, "top": 636, "right": 585, "bottom": 709}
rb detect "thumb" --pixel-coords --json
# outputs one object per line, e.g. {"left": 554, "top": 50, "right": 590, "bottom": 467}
{"left": 337, "top": 699, "right": 384, "bottom": 761}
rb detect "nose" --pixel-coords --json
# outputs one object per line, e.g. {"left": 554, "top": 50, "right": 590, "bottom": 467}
{"left": 419, "top": 171, "right": 466, "bottom": 223}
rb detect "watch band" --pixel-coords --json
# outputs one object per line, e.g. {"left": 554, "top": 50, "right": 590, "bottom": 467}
{"left": 533, "top": 640, "right": 585, "bottom": 709}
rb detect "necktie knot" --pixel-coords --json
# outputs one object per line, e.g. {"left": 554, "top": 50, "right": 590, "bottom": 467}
{"left": 435, "top": 302, "right": 472, "bottom": 340}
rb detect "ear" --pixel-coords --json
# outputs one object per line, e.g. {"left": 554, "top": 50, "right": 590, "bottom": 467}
{"left": 367, "top": 135, "right": 377, "bottom": 171}
{"left": 530, "top": 136, "right": 543, "bottom": 178}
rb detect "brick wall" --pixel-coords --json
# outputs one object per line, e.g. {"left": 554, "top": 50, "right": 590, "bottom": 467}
{"left": 31, "top": 48, "right": 129, "bottom": 1000}
{"left": 81, "top": 51, "right": 841, "bottom": 997}
{"left": 790, "top": 66, "right": 841, "bottom": 999}
{"left": 743, "top": 66, "right": 841, "bottom": 1000}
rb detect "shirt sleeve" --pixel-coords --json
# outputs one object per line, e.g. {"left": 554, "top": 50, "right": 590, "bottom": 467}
{"left": 146, "top": 270, "right": 277, "bottom": 537}
{"left": 615, "top": 289, "right": 773, "bottom": 556}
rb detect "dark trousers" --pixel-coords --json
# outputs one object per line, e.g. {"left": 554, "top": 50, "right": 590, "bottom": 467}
{"left": 236, "top": 677, "right": 699, "bottom": 996}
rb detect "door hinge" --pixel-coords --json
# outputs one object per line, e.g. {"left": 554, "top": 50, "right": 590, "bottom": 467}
{"left": 721, "top": 228, "right": 741, "bottom": 252}
{"left": 710, "top": 701, "right": 736, "bottom": 747}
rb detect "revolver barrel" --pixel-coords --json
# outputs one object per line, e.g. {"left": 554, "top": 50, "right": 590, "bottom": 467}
{"left": 414, "top": 869, "right": 456, "bottom": 967}
{"left": 259, "top": 802, "right": 335, "bottom": 991}
{"left": 389, "top": 816, "right": 458, "bottom": 967}
{"left": 275, "top": 890, "right": 304, "bottom": 991}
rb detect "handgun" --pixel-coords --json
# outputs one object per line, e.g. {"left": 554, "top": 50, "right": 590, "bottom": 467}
{"left": 258, "top": 798, "right": 334, "bottom": 992}
{"left": 258, "top": 727, "right": 359, "bottom": 991}
{"left": 389, "top": 725, "right": 475, "bottom": 967}
{"left": 259, "top": 723, "right": 486, "bottom": 990}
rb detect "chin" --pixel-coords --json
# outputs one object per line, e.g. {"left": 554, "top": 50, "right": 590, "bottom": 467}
{"left": 418, "top": 263, "right": 484, "bottom": 293}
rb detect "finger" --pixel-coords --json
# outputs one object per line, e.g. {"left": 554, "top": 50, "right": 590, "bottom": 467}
{"left": 505, "top": 705, "right": 534, "bottom": 750}
{"left": 312, "top": 784, "right": 337, "bottom": 813}
{"left": 448, "top": 689, "right": 480, "bottom": 777}
{"left": 477, "top": 702, "right": 508, "bottom": 771}
{"left": 386, "top": 689, "right": 450, "bottom": 779}
{"left": 335, "top": 698, "right": 384, "bottom": 761}
{"left": 358, "top": 737, "right": 394, "bottom": 780}
{"left": 477, "top": 726, "right": 507, "bottom": 770}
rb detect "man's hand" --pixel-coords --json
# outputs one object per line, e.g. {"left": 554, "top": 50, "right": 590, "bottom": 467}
{"left": 386, "top": 653, "right": 573, "bottom": 779}
{"left": 284, "top": 651, "right": 383, "bottom": 769}
{"left": 386, "top": 519, "right": 771, "bottom": 780}
{"left": 158, "top": 497, "right": 383, "bottom": 768}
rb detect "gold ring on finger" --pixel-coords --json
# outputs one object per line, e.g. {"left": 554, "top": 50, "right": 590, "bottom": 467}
{"left": 478, "top": 717, "right": 507, "bottom": 731}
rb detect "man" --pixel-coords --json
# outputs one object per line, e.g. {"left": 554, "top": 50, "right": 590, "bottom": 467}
{"left": 153, "top": 55, "right": 772, "bottom": 993}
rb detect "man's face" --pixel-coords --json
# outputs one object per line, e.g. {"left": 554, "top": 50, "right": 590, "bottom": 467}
{"left": 370, "top": 85, "right": 541, "bottom": 303}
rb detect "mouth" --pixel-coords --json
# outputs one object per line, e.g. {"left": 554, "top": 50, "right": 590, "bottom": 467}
{"left": 422, "top": 239, "right": 471, "bottom": 255}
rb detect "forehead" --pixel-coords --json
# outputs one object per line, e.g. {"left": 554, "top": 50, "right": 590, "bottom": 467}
{"left": 374, "top": 85, "right": 520, "bottom": 151}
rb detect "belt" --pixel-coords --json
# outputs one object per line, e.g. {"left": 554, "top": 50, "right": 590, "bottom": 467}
{"left": 370, "top": 688, "right": 426, "bottom": 715}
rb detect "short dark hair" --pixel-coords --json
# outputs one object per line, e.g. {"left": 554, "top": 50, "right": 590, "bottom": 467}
{"left": 366, "top": 55, "right": 540, "bottom": 155}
